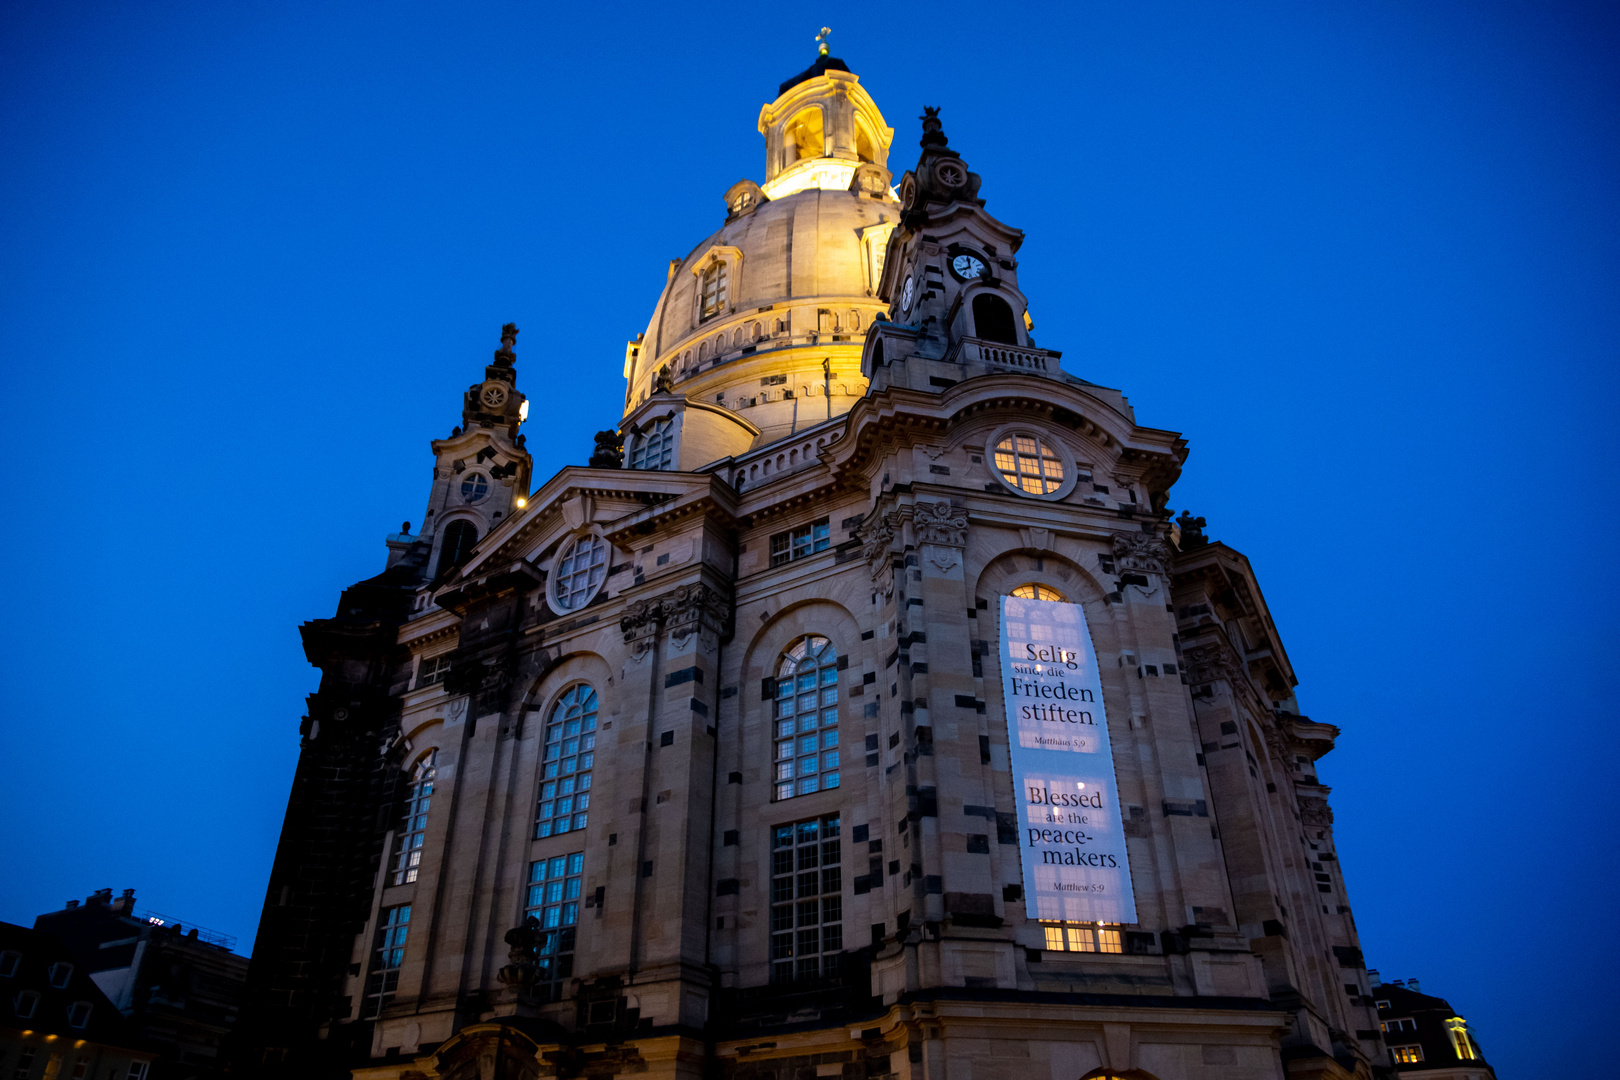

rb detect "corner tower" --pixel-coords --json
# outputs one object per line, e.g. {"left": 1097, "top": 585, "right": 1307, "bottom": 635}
{"left": 401, "top": 324, "right": 533, "bottom": 581}
{"left": 618, "top": 46, "right": 899, "bottom": 465}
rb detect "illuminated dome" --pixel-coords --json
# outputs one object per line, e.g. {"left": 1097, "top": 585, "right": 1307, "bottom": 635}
{"left": 623, "top": 53, "right": 899, "bottom": 447}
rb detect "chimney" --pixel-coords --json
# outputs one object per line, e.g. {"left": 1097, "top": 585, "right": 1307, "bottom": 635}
{"left": 1408, "top": 978, "right": 1421, "bottom": 993}
{"left": 64, "top": 900, "right": 79, "bottom": 910}
{"left": 91, "top": 889, "right": 113, "bottom": 905}
{"left": 111, "top": 889, "right": 135, "bottom": 915}
{"left": 1366, "top": 968, "right": 1381, "bottom": 987}
{"left": 1391, "top": 979, "right": 1405, "bottom": 988}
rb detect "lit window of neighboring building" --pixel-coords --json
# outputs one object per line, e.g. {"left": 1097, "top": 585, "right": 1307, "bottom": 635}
{"left": 391, "top": 751, "right": 437, "bottom": 885}
{"left": 773, "top": 636, "right": 840, "bottom": 800}
{"left": 553, "top": 534, "right": 609, "bottom": 612}
{"left": 700, "top": 262, "right": 728, "bottom": 321}
{"left": 525, "top": 853, "right": 584, "bottom": 1003}
{"left": 1040, "top": 923, "right": 1123, "bottom": 954}
{"left": 1010, "top": 583, "right": 1065, "bottom": 601}
{"left": 630, "top": 418, "right": 674, "bottom": 470}
{"left": 538, "top": 685, "right": 596, "bottom": 837}
{"left": 1390, "top": 1046, "right": 1423, "bottom": 1064}
{"left": 1445, "top": 1017, "right": 1479, "bottom": 1060}
{"left": 993, "top": 433, "right": 1064, "bottom": 495}
{"left": 363, "top": 905, "right": 410, "bottom": 1019}
{"left": 769, "top": 814, "right": 842, "bottom": 984}
{"left": 769, "top": 519, "right": 830, "bottom": 567}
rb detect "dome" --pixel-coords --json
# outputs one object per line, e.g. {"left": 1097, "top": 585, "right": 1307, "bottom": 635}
{"left": 622, "top": 56, "right": 899, "bottom": 448}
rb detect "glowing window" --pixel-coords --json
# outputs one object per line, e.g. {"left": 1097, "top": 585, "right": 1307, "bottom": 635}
{"left": 1390, "top": 1046, "right": 1423, "bottom": 1064}
{"left": 553, "top": 534, "right": 609, "bottom": 612}
{"left": 1040, "top": 922, "right": 1124, "bottom": 954}
{"left": 773, "top": 636, "right": 840, "bottom": 801}
{"left": 701, "top": 262, "right": 728, "bottom": 321}
{"left": 538, "top": 685, "right": 597, "bottom": 837}
{"left": 460, "top": 473, "right": 489, "bottom": 503}
{"left": 524, "top": 852, "right": 584, "bottom": 1003}
{"left": 390, "top": 751, "right": 436, "bottom": 885}
{"left": 1010, "top": 584, "right": 1066, "bottom": 602}
{"left": 769, "top": 814, "right": 842, "bottom": 984}
{"left": 993, "top": 433, "right": 1064, "bottom": 495}
{"left": 1445, "top": 1018, "right": 1479, "bottom": 1060}
{"left": 362, "top": 905, "right": 410, "bottom": 1019}
{"left": 630, "top": 418, "right": 675, "bottom": 471}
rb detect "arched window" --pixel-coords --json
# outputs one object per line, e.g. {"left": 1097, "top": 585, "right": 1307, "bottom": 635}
{"left": 436, "top": 520, "right": 478, "bottom": 577}
{"left": 783, "top": 107, "right": 824, "bottom": 162}
{"left": 630, "top": 418, "right": 674, "bottom": 471}
{"left": 537, "top": 684, "right": 597, "bottom": 837}
{"left": 552, "top": 534, "right": 609, "bottom": 612}
{"left": 855, "top": 118, "right": 875, "bottom": 163}
{"left": 1011, "top": 584, "right": 1066, "bottom": 602}
{"left": 390, "top": 751, "right": 436, "bottom": 885}
{"left": 700, "top": 262, "right": 728, "bottom": 321}
{"left": 993, "top": 433, "right": 1065, "bottom": 495}
{"left": 773, "top": 636, "right": 841, "bottom": 800}
{"left": 972, "top": 293, "right": 1019, "bottom": 345}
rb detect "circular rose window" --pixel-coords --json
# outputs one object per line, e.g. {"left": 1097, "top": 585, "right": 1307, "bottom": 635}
{"left": 552, "top": 534, "right": 609, "bottom": 613}
{"left": 992, "top": 433, "right": 1065, "bottom": 495}
{"left": 461, "top": 473, "right": 489, "bottom": 503}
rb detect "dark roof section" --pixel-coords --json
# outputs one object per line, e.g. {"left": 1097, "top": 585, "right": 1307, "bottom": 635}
{"left": 779, "top": 55, "right": 851, "bottom": 97}
{"left": 0, "top": 921, "right": 148, "bottom": 1052}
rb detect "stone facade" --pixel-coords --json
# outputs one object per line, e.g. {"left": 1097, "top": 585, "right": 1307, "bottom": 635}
{"left": 240, "top": 51, "right": 1386, "bottom": 1080}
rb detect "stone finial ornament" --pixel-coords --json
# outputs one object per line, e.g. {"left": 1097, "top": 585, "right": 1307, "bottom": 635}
{"left": 920, "top": 106, "right": 948, "bottom": 149}
{"left": 1176, "top": 511, "right": 1209, "bottom": 548}
{"left": 653, "top": 365, "right": 674, "bottom": 394}
{"left": 494, "top": 322, "right": 518, "bottom": 367}
{"left": 589, "top": 429, "right": 624, "bottom": 469}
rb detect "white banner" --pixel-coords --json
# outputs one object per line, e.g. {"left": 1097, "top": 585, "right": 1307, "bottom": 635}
{"left": 1000, "top": 595, "right": 1137, "bottom": 925}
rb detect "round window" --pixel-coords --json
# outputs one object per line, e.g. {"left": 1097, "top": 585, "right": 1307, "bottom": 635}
{"left": 552, "top": 534, "right": 609, "bottom": 613}
{"left": 992, "top": 433, "right": 1065, "bottom": 496}
{"left": 1010, "top": 584, "right": 1066, "bottom": 602}
{"left": 461, "top": 473, "right": 489, "bottom": 503}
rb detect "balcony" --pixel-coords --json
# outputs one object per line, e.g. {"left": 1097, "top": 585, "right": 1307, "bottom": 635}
{"left": 945, "top": 337, "right": 1056, "bottom": 374}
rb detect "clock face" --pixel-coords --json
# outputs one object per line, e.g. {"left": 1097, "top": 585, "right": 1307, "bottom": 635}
{"left": 481, "top": 383, "right": 508, "bottom": 408}
{"left": 900, "top": 276, "right": 915, "bottom": 312}
{"left": 951, "top": 254, "right": 986, "bottom": 280}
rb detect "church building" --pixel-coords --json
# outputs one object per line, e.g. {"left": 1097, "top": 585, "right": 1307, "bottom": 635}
{"left": 238, "top": 46, "right": 1386, "bottom": 1080}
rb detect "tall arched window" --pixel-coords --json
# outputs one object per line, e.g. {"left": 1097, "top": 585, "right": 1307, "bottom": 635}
{"left": 972, "top": 293, "right": 1019, "bottom": 345}
{"left": 436, "top": 520, "right": 478, "bottom": 577}
{"left": 783, "top": 107, "right": 824, "bottom": 162}
{"left": 552, "top": 534, "right": 609, "bottom": 612}
{"left": 390, "top": 750, "right": 436, "bottom": 885}
{"left": 700, "top": 262, "right": 728, "bottom": 321}
{"left": 773, "top": 636, "right": 841, "bottom": 800}
{"left": 1010, "top": 584, "right": 1066, "bottom": 602}
{"left": 630, "top": 418, "right": 674, "bottom": 471}
{"left": 537, "top": 685, "right": 597, "bottom": 837}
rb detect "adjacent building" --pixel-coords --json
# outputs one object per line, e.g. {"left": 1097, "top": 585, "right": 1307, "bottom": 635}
{"left": 240, "top": 47, "right": 1389, "bottom": 1080}
{"left": 1369, "top": 974, "right": 1494, "bottom": 1079}
{"left": 35, "top": 889, "right": 248, "bottom": 1080}
{"left": 0, "top": 921, "right": 155, "bottom": 1080}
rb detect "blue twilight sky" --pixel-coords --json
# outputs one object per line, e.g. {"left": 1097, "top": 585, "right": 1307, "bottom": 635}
{"left": 2, "top": 2, "right": 1616, "bottom": 1075}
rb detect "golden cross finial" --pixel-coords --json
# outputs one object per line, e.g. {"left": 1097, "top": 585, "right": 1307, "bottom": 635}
{"left": 816, "top": 27, "right": 831, "bottom": 57}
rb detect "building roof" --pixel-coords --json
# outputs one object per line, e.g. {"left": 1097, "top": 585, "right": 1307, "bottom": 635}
{"left": 0, "top": 921, "right": 149, "bottom": 1053}
{"left": 778, "top": 54, "right": 851, "bottom": 97}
